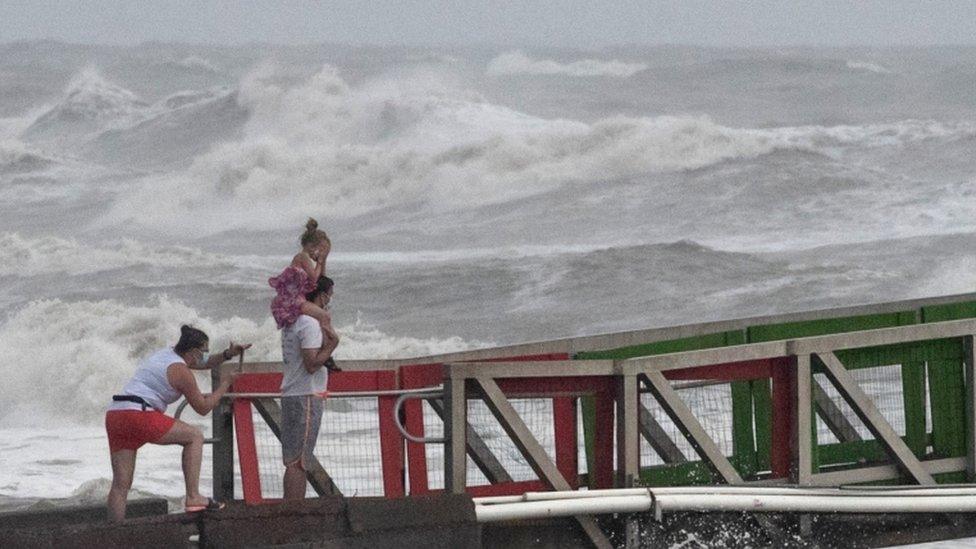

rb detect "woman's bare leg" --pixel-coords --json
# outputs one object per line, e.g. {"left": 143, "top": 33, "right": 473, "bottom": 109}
{"left": 155, "top": 420, "right": 208, "bottom": 507}
{"left": 107, "top": 449, "right": 137, "bottom": 521}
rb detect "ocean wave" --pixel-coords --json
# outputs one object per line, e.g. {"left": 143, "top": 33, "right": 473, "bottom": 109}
{"left": 0, "top": 296, "right": 479, "bottom": 426}
{"left": 73, "top": 64, "right": 976, "bottom": 236}
{"left": 22, "top": 68, "right": 148, "bottom": 147}
{"left": 846, "top": 60, "right": 893, "bottom": 74}
{"left": 0, "top": 140, "right": 54, "bottom": 174}
{"left": 20, "top": 67, "right": 240, "bottom": 164}
{"left": 86, "top": 88, "right": 246, "bottom": 168}
{"left": 486, "top": 50, "right": 648, "bottom": 78}
{"left": 0, "top": 233, "right": 233, "bottom": 276}
{"left": 177, "top": 55, "right": 220, "bottom": 73}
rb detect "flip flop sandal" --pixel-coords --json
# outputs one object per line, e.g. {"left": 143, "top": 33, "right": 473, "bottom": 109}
{"left": 185, "top": 497, "right": 225, "bottom": 513}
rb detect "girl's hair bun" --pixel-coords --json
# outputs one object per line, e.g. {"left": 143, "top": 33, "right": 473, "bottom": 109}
{"left": 306, "top": 218, "right": 318, "bottom": 232}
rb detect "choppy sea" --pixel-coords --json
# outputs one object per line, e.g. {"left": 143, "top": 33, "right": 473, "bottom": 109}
{"left": 1, "top": 42, "right": 974, "bottom": 522}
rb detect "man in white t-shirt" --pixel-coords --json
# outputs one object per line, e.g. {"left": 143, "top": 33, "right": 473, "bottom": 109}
{"left": 280, "top": 275, "right": 340, "bottom": 500}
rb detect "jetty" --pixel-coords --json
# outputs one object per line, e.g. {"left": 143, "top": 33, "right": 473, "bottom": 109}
{"left": 9, "top": 292, "right": 976, "bottom": 547}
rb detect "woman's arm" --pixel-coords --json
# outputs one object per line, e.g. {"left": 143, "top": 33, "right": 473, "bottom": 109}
{"left": 193, "top": 342, "right": 252, "bottom": 370}
{"left": 168, "top": 363, "right": 238, "bottom": 416}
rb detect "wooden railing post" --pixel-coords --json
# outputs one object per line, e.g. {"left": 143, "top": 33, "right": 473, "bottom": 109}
{"left": 615, "top": 372, "right": 639, "bottom": 487}
{"left": 443, "top": 369, "right": 467, "bottom": 494}
{"left": 792, "top": 353, "right": 813, "bottom": 486}
{"left": 211, "top": 366, "right": 235, "bottom": 501}
{"left": 965, "top": 335, "right": 976, "bottom": 481}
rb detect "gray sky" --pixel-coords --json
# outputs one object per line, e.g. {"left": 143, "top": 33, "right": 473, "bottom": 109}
{"left": 2, "top": 1, "right": 976, "bottom": 48}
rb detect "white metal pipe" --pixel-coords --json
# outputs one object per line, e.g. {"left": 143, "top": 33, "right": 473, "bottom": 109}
{"left": 474, "top": 492, "right": 976, "bottom": 523}
{"left": 473, "top": 486, "right": 976, "bottom": 506}
{"left": 221, "top": 386, "right": 443, "bottom": 399}
{"left": 475, "top": 496, "right": 652, "bottom": 522}
{"left": 654, "top": 493, "right": 976, "bottom": 514}
{"left": 471, "top": 495, "right": 525, "bottom": 505}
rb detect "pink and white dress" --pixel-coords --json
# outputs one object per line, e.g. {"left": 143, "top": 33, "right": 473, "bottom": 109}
{"left": 269, "top": 266, "right": 316, "bottom": 329}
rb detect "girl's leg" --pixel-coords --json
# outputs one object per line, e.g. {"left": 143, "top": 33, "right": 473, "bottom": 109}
{"left": 155, "top": 420, "right": 208, "bottom": 507}
{"left": 300, "top": 301, "right": 331, "bottom": 328}
{"left": 107, "top": 449, "right": 137, "bottom": 521}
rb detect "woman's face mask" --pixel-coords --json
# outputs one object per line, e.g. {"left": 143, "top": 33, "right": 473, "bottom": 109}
{"left": 197, "top": 348, "right": 210, "bottom": 366}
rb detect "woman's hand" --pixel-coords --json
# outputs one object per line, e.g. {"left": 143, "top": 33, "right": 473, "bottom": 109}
{"left": 223, "top": 341, "right": 252, "bottom": 360}
{"left": 219, "top": 368, "right": 241, "bottom": 388}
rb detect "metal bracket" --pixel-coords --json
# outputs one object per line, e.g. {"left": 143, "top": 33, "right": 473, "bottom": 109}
{"left": 393, "top": 391, "right": 447, "bottom": 443}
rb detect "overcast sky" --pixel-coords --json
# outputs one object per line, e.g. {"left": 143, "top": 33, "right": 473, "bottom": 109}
{"left": 2, "top": 1, "right": 976, "bottom": 49}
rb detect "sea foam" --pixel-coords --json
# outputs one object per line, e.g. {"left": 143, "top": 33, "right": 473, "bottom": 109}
{"left": 92, "top": 63, "right": 976, "bottom": 237}
{"left": 487, "top": 50, "right": 648, "bottom": 78}
{"left": 0, "top": 296, "right": 479, "bottom": 427}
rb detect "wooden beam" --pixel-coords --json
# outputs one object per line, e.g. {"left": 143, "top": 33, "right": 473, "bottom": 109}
{"left": 640, "top": 372, "right": 743, "bottom": 483}
{"left": 965, "top": 335, "right": 976, "bottom": 481}
{"left": 791, "top": 319, "right": 976, "bottom": 354}
{"left": 810, "top": 457, "right": 966, "bottom": 486}
{"left": 251, "top": 398, "right": 342, "bottom": 496}
{"left": 621, "top": 342, "right": 789, "bottom": 375}
{"left": 211, "top": 368, "right": 235, "bottom": 501}
{"left": 813, "top": 380, "right": 862, "bottom": 443}
{"left": 616, "top": 374, "right": 639, "bottom": 487}
{"left": 443, "top": 377, "right": 468, "bottom": 494}
{"left": 638, "top": 403, "right": 687, "bottom": 464}
{"left": 447, "top": 360, "right": 615, "bottom": 378}
{"left": 474, "top": 376, "right": 613, "bottom": 549}
{"left": 427, "top": 398, "right": 513, "bottom": 484}
{"left": 817, "top": 352, "right": 935, "bottom": 485}
{"left": 794, "top": 354, "right": 813, "bottom": 485}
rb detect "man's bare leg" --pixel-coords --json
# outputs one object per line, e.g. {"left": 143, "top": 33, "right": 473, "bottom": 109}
{"left": 283, "top": 462, "right": 307, "bottom": 500}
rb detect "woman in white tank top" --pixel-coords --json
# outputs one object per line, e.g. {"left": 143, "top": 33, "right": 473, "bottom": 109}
{"left": 105, "top": 325, "right": 250, "bottom": 520}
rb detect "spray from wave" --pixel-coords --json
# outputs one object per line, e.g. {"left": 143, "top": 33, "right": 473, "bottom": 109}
{"left": 92, "top": 62, "right": 976, "bottom": 237}
{"left": 846, "top": 60, "right": 893, "bottom": 74}
{"left": 0, "top": 296, "right": 481, "bottom": 427}
{"left": 0, "top": 232, "right": 234, "bottom": 276}
{"left": 486, "top": 50, "right": 648, "bottom": 78}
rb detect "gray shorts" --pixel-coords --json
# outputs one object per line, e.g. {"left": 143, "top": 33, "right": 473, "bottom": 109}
{"left": 280, "top": 395, "right": 323, "bottom": 469}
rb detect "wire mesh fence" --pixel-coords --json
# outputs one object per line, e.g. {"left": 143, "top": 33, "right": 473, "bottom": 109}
{"left": 813, "top": 364, "right": 910, "bottom": 444}
{"left": 232, "top": 361, "right": 928, "bottom": 497}
{"left": 421, "top": 398, "right": 558, "bottom": 490}
{"left": 245, "top": 396, "right": 386, "bottom": 499}
{"left": 639, "top": 382, "right": 735, "bottom": 466}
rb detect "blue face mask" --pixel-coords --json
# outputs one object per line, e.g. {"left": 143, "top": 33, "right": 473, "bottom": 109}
{"left": 198, "top": 350, "right": 210, "bottom": 365}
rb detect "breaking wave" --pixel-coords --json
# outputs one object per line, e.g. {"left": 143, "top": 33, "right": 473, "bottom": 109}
{"left": 22, "top": 68, "right": 148, "bottom": 147}
{"left": 0, "top": 296, "right": 480, "bottom": 426}
{"left": 846, "top": 60, "right": 893, "bottom": 74}
{"left": 0, "top": 232, "right": 232, "bottom": 276}
{"left": 177, "top": 55, "right": 220, "bottom": 73}
{"left": 98, "top": 64, "right": 976, "bottom": 236}
{"left": 486, "top": 50, "right": 648, "bottom": 77}
{"left": 0, "top": 140, "right": 54, "bottom": 174}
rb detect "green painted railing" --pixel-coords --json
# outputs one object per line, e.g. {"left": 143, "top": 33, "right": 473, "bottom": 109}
{"left": 574, "top": 299, "right": 976, "bottom": 486}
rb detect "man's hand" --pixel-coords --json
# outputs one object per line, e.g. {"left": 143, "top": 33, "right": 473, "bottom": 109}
{"left": 323, "top": 357, "right": 341, "bottom": 372}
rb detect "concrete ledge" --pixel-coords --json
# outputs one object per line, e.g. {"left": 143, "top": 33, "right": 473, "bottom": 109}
{"left": 202, "top": 495, "right": 480, "bottom": 548}
{"left": 0, "top": 496, "right": 480, "bottom": 548}
{"left": 1, "top": 512, "right": 196, "bottom": 549}
{"left": 0, "top": 498, "right": 168, "bottom": 530}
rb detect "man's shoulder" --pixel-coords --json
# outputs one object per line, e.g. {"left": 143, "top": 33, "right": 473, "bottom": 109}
{"left": 283, "top": 315, "right": 318, "bottom": 332}
{"left": 283, "top": 315, "right": 322, "bottom": 347}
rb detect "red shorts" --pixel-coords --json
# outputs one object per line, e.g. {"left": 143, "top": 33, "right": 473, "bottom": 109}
{"left": 105, "top": 410, "right": 176, "bottom": 453}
